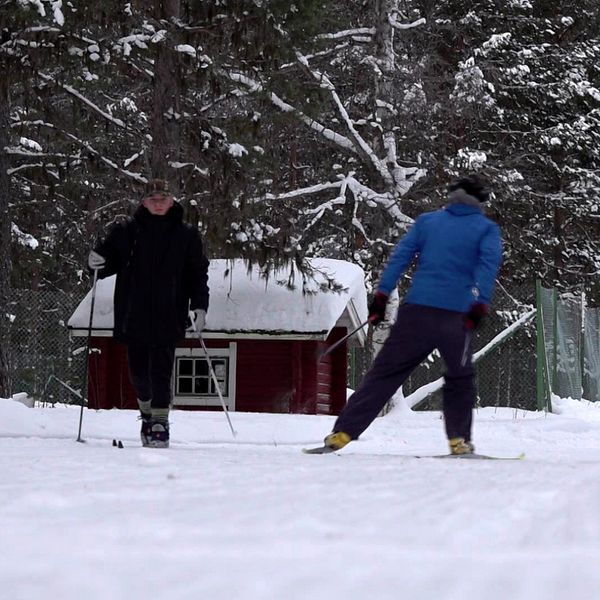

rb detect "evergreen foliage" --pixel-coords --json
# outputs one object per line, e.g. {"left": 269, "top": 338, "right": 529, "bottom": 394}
{"left": 1, "top": 0, "right": 599, "bottom": 305}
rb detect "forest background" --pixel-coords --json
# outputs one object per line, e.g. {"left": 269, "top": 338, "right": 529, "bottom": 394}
{"left": 1, "top": 0, "right": 599, "bottom": 398}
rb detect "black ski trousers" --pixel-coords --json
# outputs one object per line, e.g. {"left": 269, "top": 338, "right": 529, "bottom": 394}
{"left": 334, "top": 303, "right": 476, "bottom": 441}
{"left": 127, "top": 343, "right": 176, "bottom": 410}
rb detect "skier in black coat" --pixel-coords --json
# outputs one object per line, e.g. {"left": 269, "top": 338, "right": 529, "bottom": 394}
{"left": 88, "top": 179, "right": 209, "bottom": 448}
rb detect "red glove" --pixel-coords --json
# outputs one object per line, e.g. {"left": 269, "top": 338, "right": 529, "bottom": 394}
{"left": 464, "top": 302, "right": 489, "bottom": 330}
{"left": 368, "top": 291, "right": 389, "bottom": 325}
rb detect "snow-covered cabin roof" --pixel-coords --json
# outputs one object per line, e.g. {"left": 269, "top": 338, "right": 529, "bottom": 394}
{"left": 68, "top": 258, "right": 368, "bottom": 344}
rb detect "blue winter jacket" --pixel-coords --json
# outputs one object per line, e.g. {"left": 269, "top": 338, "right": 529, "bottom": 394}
{"left": 377, "top": 203, "right": 502, "bottom": 312}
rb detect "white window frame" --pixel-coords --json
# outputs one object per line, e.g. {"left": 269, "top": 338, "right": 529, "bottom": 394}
{"left": 172, "top": 343, "right": 236, "bottom": 410}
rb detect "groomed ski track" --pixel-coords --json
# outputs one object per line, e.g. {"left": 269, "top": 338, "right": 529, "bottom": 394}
{"left": 3, "top": 398, "right": 600, "bottom": 600}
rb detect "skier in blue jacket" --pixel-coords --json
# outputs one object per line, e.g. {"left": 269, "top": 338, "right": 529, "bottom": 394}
{"left": 324, "top": 174, "right": 503, "bottom": 455}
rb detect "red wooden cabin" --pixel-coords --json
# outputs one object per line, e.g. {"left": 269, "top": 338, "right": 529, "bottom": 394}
{"left": 68, "top": 258, "right": 367, "bottom": 415}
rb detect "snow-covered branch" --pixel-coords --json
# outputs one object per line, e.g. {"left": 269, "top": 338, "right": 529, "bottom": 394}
{"left": 169, "top": 161, "right": 209, "bottom": 177}
{"left": 37, "top": 72, "right": 126, "bottom": 129}
{"left": 21, "top": 26, "right": 62, "bottom": 34}
{"left": 91, "top": 199, "right": 125, "bottom": 214}
{"left": 389, "top": 16, "right": 426, "bottom": 31}
{"left": 224, "top": 70, "right": 357, "bottom": 153}
{"left": 304, "top": 196, "right": 347, "bottom": 232}
{"left": 251, "top": 171, "right": 413, "bottom": 228}
{"left": 345, "top": 176, "right": 412, "bottom": 225}
{"left": 198, "top": 90, "right": 250, "bottom": 114}
{"left": 251, "top": 181, "right": 343, "bottom": 204}
{"left": 23, "top": 121, "right": 145, "bottom": 183}
{"left": 280, "top": 43, "right": 351, "bottom": 71}
{"left": 295, "top": 52, "right": 393, "bottom": 186}
{"left": 5, "top": 148, "right": 78, "bottom": 160}
{"left": 304, "top": 195, "right": 346, "bottom": 216}
{"left": 11, "top": 223, "right": 39, "bottom": 249}
{"left": 316, "top": 28, "right": 375, "bottom": 40}
{"left": 281, "top": 173, "right": 407, "bottom": 250}
{"left": 293, "top": 50, "right": 426, "bottom": 199}
{"left": 80, "top": 142, "right": 145, "bottom": 182}
{"left": 7, "top": 162, "right": 43, "bottom": 175}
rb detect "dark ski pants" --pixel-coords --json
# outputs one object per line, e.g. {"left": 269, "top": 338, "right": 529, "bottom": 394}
{"left": 127, "top": 343, "right": 176, "bottom": 410}
{"left": 334, "top": 304, "right": 476, "bottom": 442}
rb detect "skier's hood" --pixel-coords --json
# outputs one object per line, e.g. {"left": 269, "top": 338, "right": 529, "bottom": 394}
{"left": 445, "top": 199, "right": 484, "bottom": 217}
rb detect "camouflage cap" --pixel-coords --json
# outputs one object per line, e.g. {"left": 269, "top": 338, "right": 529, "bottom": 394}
{"left": 143, "top": 178, "right": 170, "bottom": 198}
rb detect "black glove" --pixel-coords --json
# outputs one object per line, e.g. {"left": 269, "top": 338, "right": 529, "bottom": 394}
{"left": 464, "top": 302, "right": 489, "bottom": 330}
{"left": 368, "top": 291, "right": 389, "bottom": 326}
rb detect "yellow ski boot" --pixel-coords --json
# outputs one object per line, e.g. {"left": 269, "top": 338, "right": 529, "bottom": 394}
{"left": 449, "top": 437, "right": 475, "bottom": 455}
{"left": 324, "top": 431, "right": 352, "bottom": 451}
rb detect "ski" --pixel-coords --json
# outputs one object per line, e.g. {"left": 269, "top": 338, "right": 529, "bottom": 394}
{"left": 302, "top": 445, "right": 336, "bottom": 454}
{"left": 302, "top": 446, "right": 525, "bottom": 460}
{"left": 415, "top": 452, "right": 525, "bottom": 461}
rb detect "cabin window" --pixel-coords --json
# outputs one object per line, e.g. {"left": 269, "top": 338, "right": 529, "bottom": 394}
{"left": 176, "top": 356, "right": 229, "bottom": 396}
{"left": 173, "top": 343, "right": 236, "bottom": 408}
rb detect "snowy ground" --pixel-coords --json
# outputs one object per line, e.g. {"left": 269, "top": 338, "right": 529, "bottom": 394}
{"left": 2, "top": 397, "right": 600, "bottom": 600}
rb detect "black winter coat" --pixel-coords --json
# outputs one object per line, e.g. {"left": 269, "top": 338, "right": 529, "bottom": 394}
{"left": 94, "top": 203, "right": 209, "bottom": 345}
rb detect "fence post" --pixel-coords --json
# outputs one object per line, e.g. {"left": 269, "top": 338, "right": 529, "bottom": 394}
{"left": 536, "top": 280, "right": 545, "bottom": 410}
{"left": 552, "top": 287, "right": 558, "bottom": 393}
{"left": 536, "top": 280, "right": 553, "bottom": 412}
{"left": 580, "top": 287, "right": 586, "bottom": 400}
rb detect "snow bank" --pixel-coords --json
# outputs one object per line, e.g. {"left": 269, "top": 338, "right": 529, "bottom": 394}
{"left": 11, "top": 392, "right": 34, "bottom": 408}
{"left": 0, "top": 397, "right": 70, "bottom": 437}
{"left": 550, "top": 394, "right": 600, "bottom": 419}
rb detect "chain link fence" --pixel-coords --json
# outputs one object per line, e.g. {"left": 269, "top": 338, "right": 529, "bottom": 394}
{"left": 349, "top": 308, "right": 537, "bottom": 412}
{"left": 537, "top": 284, "right": 600, "bottom": 405}
{"left": 7, "top": 289, "right": 86, "bottom": 404}
{"left": 9, "top": 288, "right": 538, "bottom": 412}
{"left": 585, "top": 309, "right": 600, "bottom": 404}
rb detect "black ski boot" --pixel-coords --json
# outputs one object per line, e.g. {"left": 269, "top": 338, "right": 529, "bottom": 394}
{"left": 148, "top": 421, "right": 170, "bottom": 448}
{"left": 139, "top": 413, "right": 153, "bottom": 447}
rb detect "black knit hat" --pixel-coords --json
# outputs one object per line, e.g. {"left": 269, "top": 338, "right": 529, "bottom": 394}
{"left": 448, "top": 173, "right": 490, "bottom": 203}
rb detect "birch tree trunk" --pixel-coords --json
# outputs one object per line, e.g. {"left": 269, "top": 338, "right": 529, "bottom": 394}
{"left": 367, "top": 1, "right": 407, "bottom": 407}
{"left": 374, "top": 0, "right": 396, "bottom": 165}
{"left": 0, "top": 75, "right": 12, "bottom": 397}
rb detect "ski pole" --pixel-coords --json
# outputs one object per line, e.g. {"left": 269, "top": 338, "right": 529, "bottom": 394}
{"left": 77, "top": 268, "right": 99, "bottom": 442}
{"left": 318, "top": 319, "right": 370, "bottom": 362}
{"left": 461, "top": 330, "right": 472, "bottom": 367}
{"left": 190, "top": 312, "right": 236, "bottom": 438}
